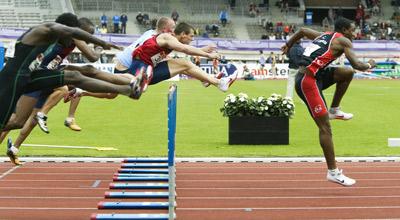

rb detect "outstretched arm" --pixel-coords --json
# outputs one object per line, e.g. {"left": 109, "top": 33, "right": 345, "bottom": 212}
{"left": 46, "top": 23, "right": 120, "bottom": 50}
{"left": 341, "top": 38, "right": 376, "bottom": 71}
{"left": 73, "top": 39, "right": 101, "bottom": 62}
{"left": 159, "top": 34, "right": 220, "bottom": 59}
{"left": 281, "top": 27, "right": 322, "bottom": 54}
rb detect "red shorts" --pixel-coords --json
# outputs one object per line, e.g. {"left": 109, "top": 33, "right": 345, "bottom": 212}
{"left": 294, "top": 67, "right": 335, "bottom": 118}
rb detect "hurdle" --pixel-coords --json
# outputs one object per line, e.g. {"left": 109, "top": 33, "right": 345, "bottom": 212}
{"left": 91, "top": 84, "right": 178, "bottom": 220}
{"left": 0, "top": 41, "right": 4, "bottom": 71}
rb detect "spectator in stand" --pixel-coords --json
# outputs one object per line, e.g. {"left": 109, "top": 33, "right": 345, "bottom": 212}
{"left": 112, "top": 14, "right": 120, "bottom": 33}
{"left": 328, "top": 7, "right": 335, "bottom": 24}
{"left": 259, "top": 50, "right": 266, "bottom": 69}
{"left": 120, "top": 14, "right": 128, "bottom": 34}
{"left": 266, "top": 52, "right": 276, "bottom": 78}
{"left": 143, "top": 13, "right": 150, "bottom": 25}
{"left": 136, "top": 12, "right": 144, "bottom": 25}
{"left": 100, "top": 13, "right": 107, "bottom": 29}
{"left": 194, "top": 56, "right": 201, "bottom": 67}
{"left": 322, "top": 17, "right": 330, "bottom": 30}
{"left": 219, "top": 9, "right": 229, "bottom": 27}
{"left": 355, "top": 3, "right": 364, "bottom": 26}
{"left": 171, "top": 9, "right": 179, "bottom": 23}
{"left": 249, "top": 3, "right": 259, "bottom": 17}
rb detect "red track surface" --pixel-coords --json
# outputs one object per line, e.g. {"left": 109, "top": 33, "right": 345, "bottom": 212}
{"left": 1, "top": 162, "right": 400, "bottom": 219}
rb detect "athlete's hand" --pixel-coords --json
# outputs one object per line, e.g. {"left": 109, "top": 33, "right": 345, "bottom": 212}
{"left": 208, "top": 52, "right": 221, "bottom": 60}
{"left": 367, "top": 59, "right": 376, "bottom": 69}
{"left": 202, "top": 44, "right": 217, "bottom": 53}
{"left": 281, "top": 44, "right": 289, "bottom": 55}
{"left": 102, "top": 42, "right": 122, "bottom": 50}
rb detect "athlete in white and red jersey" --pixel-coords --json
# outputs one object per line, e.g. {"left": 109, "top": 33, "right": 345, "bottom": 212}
{"left": 129, "top": 21, "right": 237, "bottom": 92}
{"left": 282, "top": 17, "right": 376, "bottom": 187}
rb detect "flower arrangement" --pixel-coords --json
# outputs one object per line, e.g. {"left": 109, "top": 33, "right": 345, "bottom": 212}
{"left": 220, "top": 93, "right": 295, "bottom": 118}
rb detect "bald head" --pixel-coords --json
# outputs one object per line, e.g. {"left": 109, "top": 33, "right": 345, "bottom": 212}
{"left": 156, "top": 17, "right": 175, "bottom": 33}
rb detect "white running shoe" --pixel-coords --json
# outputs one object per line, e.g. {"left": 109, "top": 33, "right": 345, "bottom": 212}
{"left": 326, "top": 169, "right": 356, "bottom": 186}
{"left": 143, "top": 65, "right": 153, "bottom": 92}
{"left": 35, "top": 112, "right": 49, "bottom": 134}
{"left": 202, "top": 72, "right": 224, "bottom": 87}
{"left": 218, "top": 72, "right": 238, "bottom": 92}
{"left": 328, "top": 107, "right": 353, "bottom": 120}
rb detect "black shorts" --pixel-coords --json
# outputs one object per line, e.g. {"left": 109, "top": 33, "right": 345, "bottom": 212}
{"left": 24, "top": 69, "right": 65, "bottom": 93}
{"left": 295, "top": 67, "right": 336, "bottom": 118}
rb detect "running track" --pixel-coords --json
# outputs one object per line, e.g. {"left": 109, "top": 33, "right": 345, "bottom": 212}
{"left": 1, "top": 161, "right": 400, "bottom": 219}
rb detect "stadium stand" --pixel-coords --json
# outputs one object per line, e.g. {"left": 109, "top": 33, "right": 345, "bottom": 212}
{"left": 0, "top": 0, "right": 60, "bottom": 28}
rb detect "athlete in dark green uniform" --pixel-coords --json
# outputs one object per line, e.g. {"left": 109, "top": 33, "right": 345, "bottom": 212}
{"left": 0, "top": 13, "right": 147, "bottom": 131}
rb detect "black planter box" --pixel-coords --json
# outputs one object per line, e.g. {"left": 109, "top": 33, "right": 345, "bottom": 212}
{"left": 229, "top": 116, "right": 289, "bottom": 145}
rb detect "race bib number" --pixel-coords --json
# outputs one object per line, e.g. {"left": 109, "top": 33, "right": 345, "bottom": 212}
{"left": 303, "top": 44, "right": 320, "bottom": 57}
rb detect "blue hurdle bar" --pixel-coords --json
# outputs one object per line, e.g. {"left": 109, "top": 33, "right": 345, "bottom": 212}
{"left": 118, "top": 168, "right": 169, "bottom": 174}
{"left": 91, "top": 213, "right": 171, "bottom": 220}
{"left": 121, "top": 163, "right": 168, "bottom": 169}
{"left": 98, "top": 202, "right": 169, "bottom": 209}
{"left": 113, "top": 176, "right": 169, "bottom": 182}
{"left": 123, "top": 158, "right": 168, "bottom": 163}
{"left": 167, "top": 84, "right": 177, "bottom": 220}
{"left": 105, "top": 192, "right": 169, "bottom": 199}
{"left": 109, "top": 183, "right": 169, "bottom": 190}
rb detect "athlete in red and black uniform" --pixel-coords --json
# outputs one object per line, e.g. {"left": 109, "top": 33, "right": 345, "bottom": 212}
{"left": 129, "top": 21, "right": 237, "bottom": 92}
{"left": 282, "top": 17, "right": 376, "bottom": 186}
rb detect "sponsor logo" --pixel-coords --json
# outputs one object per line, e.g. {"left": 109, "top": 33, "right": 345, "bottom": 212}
{"left": 314, "top": 105, "right": 322, "bottom": 113}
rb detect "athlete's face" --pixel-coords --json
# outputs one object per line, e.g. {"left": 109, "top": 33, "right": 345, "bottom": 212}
{"left": 343, "top": 23, "right": 356, "bottom": 41}
{"left": 163, "top": 20, "right": 176, "bottom": 34}
{"left": 179, "top": 29, "right": 194, "bottom": 45}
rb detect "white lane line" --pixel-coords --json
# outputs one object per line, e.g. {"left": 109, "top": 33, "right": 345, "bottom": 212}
{"left": 0, "top": 207, "right": 95, "bottom": 210}
{"left": 177, "top": 195, "right": 400, "bottom": 199}
{"left": 6, "top": 171, "right": 400, "bottom": 175}
{"left": 0, "top": 196, "right": 102, "bottom": 199}
{"left": 2, "top": 178, "right": 400, "bottom": 182}
{"left": 0, "top": 179, "right": 110, "bottom": 182}
{"left": 91, "top": 180, "right": 101, "bottom": 188}
{"left": 176, "top": 206, "right": 400, "bottom": 211}
{"left": 1, "top": 195, "right": 400, "bottom": 200}
{"left": 0, "top": 165, "right": 21, "bottom": 180}
{"left": 0, "top": 187, "right": 107, "bottom": 190}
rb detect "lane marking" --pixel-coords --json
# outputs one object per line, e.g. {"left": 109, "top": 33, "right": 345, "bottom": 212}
{"left": 0, "top": 157, "right": 399, "bottom": 163}
{"left": 176, "top": 206, "right": 400, "bottom": 211}
{"left": 0, "top": 165, "right": 21, "bottom": 180}
{"left": 6, "top": 171, "right": 400, "bottom": 175}
{"left": 91, "top": 180, "right": 101, "bottom": 188}
{"left": 1, "top": 195, "right": 400, "bottom": 200}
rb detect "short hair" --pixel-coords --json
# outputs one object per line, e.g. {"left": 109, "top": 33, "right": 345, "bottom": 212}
{"left": 334, "top": 17, "right": 353, "bottom": 32}
{"left": 156, "top": 17, "right": 170, "bottom": 31}
{"left": 55, "top": 13, "right": 79, "bottom": 27}
{"left": 174, "top": 22, "right": 194, "bottom": 35}
{"left": 78, "top": 17, "right": 94, "bottom": 28}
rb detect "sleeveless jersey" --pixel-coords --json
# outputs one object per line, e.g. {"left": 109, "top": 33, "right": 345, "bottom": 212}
{"left": 299, "top": 32, "right": 343, "bottom": 75}
{"left": 132, "top": 35, "right": 172, "bottom": 67}
{"left": 40, "top": 42, "right": 75, "bottom": 69}
{"left": 116, "top": 29, "right": 156, "bottom": 68}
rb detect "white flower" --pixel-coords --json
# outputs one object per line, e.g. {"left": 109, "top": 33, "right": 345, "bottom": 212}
{"left": 287, "top": 104, "right": 292, "bottom": 109}
{"left": 267, "top": 100, "right": 272, "bottom": 106}
{"left": 230, "top": 97, "right": 236, "bottom": 103}
{"left": 264, "top": 106, "right": 269, "bottom": 111}
{"left": 238, "top": 92, "right": 248, "bottom": 98}
{"left": 239, "top": 97, "right": 246, "bottom": 102}
{"left": 257, "top": 97, "right": 264, "bottom": 103}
